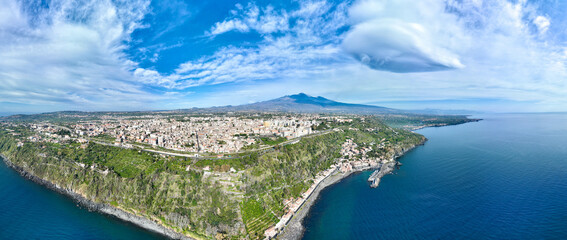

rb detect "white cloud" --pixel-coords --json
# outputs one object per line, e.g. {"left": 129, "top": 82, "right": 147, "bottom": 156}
{"left": 0, "top": 0, "right": 26, "bottom": 29}
{"left": 343, "top": 18, "right": 464, "bottom": 73}
{"left": 136, "top": 37, "right": 343, "bottom": 89}
{"left": 209, "top": 19, "right": 250, "bottom": 35}
{"left": 343, "top": 0, "right": 465, "bottom": 73}
{"left": 207, "top": 3, "right": 290, "bottom": 36}
{"left": 533, "top": 16, "right": 550, "bottom": 35}
{"left": 187, "top": 0, "right": 567, "bottom": 112}
{"left": 139, "top": 1, "right": 349, "bottom": 90}
{"left": 3, "top": 0, "right": 567, "bottom": 112}
{"left": 0, "top": 0, "right": 167, "bottom": 111}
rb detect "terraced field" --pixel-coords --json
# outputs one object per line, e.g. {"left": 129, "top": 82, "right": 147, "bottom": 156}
{"left": 245, "top": 211, "right": 278, "bottom": 239}
{"left": 241, "top": 198, "right": 279, "bottom": 239}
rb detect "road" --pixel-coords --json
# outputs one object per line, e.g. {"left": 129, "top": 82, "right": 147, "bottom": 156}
{"left": 50, "top": 122, "right": 335, "bottom": 160}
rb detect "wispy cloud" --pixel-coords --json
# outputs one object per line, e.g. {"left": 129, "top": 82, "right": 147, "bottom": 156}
{"left": 1, "top": 0, "right": 567, "bottom": 113}
{"left": 178, "top": 0, "right": 567, "bottom": 112}
{"left": 206, "top": 3, "right": 289, "bottom": 36}
{"left": 0, "top": 0, "right": 166, "bottom": 111}
{"left": 209, "top": 19, "right": 250, "bottom": 35}
{"left": 134, "top": 0, "right": 350, "bottom": 89}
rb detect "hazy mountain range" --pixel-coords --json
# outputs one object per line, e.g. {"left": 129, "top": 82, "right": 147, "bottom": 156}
{"left": 1, "top": 93, "right": 479, "bottom": 118}
{"left": 182, "top": 93, "right": 404, "bottom": 114}
{"left": 180, "top": 93, "right": 481, "bottom": 115}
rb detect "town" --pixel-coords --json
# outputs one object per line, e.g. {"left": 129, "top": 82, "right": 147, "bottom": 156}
{"left": 5, "top": 113, "right": 360, "bottom": 154}
{"left": 0, "top": 111, "right": 427, "bottom": 240}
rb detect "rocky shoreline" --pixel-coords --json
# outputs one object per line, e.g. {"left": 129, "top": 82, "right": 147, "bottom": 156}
{"left": 368, "top": 144, "right": 423, "bottom": 188}
{"left": 278, "top": 139, "right": 426, "bottom": 240}
{"left": 0, "top": 134, "right": 427, "bottom": 240}
{"left": 278, "top": 170, "right": 352, "bottom": 240}
{"left": 0, "top": 154, "right": 192, "bottom": 240}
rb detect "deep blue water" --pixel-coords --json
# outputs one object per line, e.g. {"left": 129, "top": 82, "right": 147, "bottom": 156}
{"left": 303, "top": 113, "right": 567, "bottom": 240}
{"left": 0, "top": 159, "right": 165, "bottom": 239}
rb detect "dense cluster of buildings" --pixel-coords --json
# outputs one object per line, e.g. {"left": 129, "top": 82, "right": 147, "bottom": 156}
{"left": 3, "top": 114, "right": 363, "bottom": 155}
{"left": 336, "top": 138, "right": 381, "bottom": 172}
{"left": 4, "top": 114, "right": 343, "bottom": 154}
{"left": 24, "top": 123, "right": 69, "bottom": 144}
{"left": 68, "top": 115, "right": 320, "bottom": 153}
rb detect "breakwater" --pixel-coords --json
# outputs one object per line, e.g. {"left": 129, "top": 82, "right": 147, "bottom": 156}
{"left": 279, "top": 138, "right": 426, "bottom": 240}
{"left": 303, "top": 114, "right": 567, "bottom": 240}
{"left": 368, "top": 145, "right": 421, "bottom": 188}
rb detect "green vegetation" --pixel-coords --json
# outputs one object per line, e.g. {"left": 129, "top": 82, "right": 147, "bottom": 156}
{"left": 377, "top": 114, "right": 479, "bottom": 130}
{"left": 55, "top": 129, "right": 71, "bottom": 136}
{"left": 232, "top": 117, "right": 425, "bottom": 238}
{"left": 92, "top": 133, "right": 115, "bottom": 142}
{"left": 194, "top": 158, "right": 247, "bottom": 171}
{"left": 259, "top": 136, "right": 286, "bottom": 146}
{"left": 240, "top": 142, "right": 261, "bottom": 151}
{"left": 0, "top": 129, "right": 240, "bottom": 238}
{"left": 0, "top": 115, "right": 433, "bottom": 239}
{"left": 312, "top": 122, "right": 330, "bottom": 130}
{"left": 240, "top": 198, "right": 278, "bottom": 238}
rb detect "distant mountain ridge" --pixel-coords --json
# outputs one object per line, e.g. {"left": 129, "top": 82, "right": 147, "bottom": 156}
{"left": 2, "top": 93, "right": 473, "bottom": 118}
{"left": 183, "top": 93, "right": 404, "bottom": 114}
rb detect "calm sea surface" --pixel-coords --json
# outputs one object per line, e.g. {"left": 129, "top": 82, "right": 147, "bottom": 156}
{"left": 0, "top": 160, "right": 164, "bottom": 239}
{"left": 1, "top": 114, "right": 566, "bottom": 239}
{"left": 303, "top": 113, "right": 567, "bottom": 240}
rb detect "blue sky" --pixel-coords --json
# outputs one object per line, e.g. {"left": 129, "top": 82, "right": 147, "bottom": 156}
{"left": 1, "top": 0, "right": 566, "bottom": 113}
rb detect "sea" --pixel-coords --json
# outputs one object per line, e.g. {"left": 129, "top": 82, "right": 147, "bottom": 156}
{"left": 0, "top": 161, "right": 164, "bottom": 239}
{"left": 1, "top": 113, "right": 566, "bottom": 239}
{"left": 302, "top": 113, "right": 567, "bottom": 239}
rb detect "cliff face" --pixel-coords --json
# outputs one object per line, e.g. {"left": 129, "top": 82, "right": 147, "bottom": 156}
{"left": 0, "top": 134, "right": 244, "bottom": 239}
{"left": 1, "top": 155, "right": 190, "bottom": 239}
{"left": 0, "top": 117, "right": 426, "bottom": 239}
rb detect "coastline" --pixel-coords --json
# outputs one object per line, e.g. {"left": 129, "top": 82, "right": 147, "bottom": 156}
{"left": 0, "top": 120, "right": 441, "bottom": 240}
{"left": 278, "top": 170, "right": 353, "bottom": 240}
{"left": 278, "top": 140, "right": 426, "bottom": 240}
{"left": 406, "top": 118, "right": 482, "bottom": 131}
{"left": 0, "top": 154, "right": 192, "bottom": 240}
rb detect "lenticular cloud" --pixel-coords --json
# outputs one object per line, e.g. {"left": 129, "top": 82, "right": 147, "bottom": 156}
{"left": 343, "top": 19, "right": 464, "bottom": 73}
{"left": 342, "top": 0, "right": 464, "bottom": 73}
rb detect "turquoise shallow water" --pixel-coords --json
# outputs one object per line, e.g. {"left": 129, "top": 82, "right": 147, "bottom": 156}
{"left": 303, "top": 113, "right": 567, "bottom": 240}
{"left": 0, "top": 159, "right": 165, "bottom": 239}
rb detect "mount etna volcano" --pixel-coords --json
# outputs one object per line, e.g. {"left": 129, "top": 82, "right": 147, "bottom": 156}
{"left": 185, "top": 93, "right": 404, "bottom": 114}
